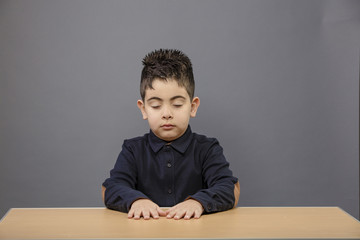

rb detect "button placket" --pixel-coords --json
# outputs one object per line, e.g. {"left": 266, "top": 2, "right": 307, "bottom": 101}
{"left": 163, "top": 144, "right": 175, "bottom": 203}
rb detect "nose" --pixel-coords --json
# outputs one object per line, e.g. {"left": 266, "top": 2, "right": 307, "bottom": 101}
{"left": 162, "top": 106, "right": 173, "bottom": 120}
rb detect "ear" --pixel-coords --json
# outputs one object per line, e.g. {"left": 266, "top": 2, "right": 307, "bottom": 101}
{"left": 190, "top": 97, "right": 200, "bottom": 118}
{"left": 137, "top": 100, "right": 148, "bottom": 120}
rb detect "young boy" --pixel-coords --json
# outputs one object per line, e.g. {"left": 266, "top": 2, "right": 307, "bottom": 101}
{"left": 102, "top": 49, "right": 239, "bottom": 220}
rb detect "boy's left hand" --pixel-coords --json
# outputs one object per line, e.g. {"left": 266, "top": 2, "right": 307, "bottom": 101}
{"left": 165, "top": 199, "right": 204, "bottom": 220}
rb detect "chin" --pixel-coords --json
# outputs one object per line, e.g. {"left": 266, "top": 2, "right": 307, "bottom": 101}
{"left": 161, "top": 136, "right": 177, "bottom": 142}
{"left": 160, "top": 134, "right": 179, "bottom": 142}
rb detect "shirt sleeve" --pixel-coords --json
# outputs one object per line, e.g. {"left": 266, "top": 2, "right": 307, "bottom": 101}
{"left": 189, "top": 139, "right": 238, "bottom": 213}
{"left": 102, "top": 140, "right": 149, "bottom": 212}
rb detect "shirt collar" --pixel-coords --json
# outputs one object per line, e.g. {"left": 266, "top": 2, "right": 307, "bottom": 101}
{"left": 148, "top": 126, "right": 193, "bottom": 154}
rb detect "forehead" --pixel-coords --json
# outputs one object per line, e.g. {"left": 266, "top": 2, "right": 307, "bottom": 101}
{"left": 145, "top": 79, "right": 190, "bottom": 101}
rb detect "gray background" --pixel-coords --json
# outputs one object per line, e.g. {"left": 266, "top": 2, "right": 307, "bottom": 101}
{"left": 1, "top": 0, "right": 359, "bottom": 219}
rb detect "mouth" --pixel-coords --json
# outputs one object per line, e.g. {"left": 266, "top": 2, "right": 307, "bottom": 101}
{"left": 161, "top": 124, "right": 175, "bottom": 130}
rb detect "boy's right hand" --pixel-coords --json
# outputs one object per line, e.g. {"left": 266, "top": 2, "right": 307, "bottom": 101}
{"left": 128, "top": 199, "right": 166, "bottom": 220}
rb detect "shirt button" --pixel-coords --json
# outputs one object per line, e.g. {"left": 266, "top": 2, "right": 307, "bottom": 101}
{"left": 168, "top": 189, "right": 172, "bottom": 194}
{"left": 167, "top": 163, "right": 172, "bottom": 168}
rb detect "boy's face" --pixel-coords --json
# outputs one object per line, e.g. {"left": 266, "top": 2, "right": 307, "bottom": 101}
{"left": 137, "top": 78, "right": 200, "bottom": 142}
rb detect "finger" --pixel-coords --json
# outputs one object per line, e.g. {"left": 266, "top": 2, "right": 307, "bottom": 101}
{"left": 184, "top": 210, "right": 194, "bottom": 220}
{"left": 142, "top": 209, "right": 150, "bottom": 220}
{"left": 133, "top": 210, "right": 142, "bottom": 220}
{"left": 166, "top": 210, "right": 177, "bottom": 219}
{"left": 128, "top": 209, "right": 135, "bottom": 219}
{"left": 174, "top": 210, "right": 186, "bottom": 220}
{"left": 194, "top": 209, "right": 202, "bottom": 219}
{"left": 165, "top": 207, "right": 173, "bottom": 215}
{"left": 149, "top": 208, "right": 159, "bottom": 219}
{"left": 157, "top": 207, "right": 167, "bottom": 216}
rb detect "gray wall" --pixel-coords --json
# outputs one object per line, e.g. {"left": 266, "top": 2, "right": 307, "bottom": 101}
{"left": 1, "top": 0, "right": 359, "bottom": 219}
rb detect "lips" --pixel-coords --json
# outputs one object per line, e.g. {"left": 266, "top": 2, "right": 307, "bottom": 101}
{"left": 161, "top": 124, "right": 175, "bottom": 130}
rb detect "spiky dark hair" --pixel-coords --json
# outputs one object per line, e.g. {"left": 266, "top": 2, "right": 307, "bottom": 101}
{"left": 140, "top": 49, "right": 195, "bottom": 100}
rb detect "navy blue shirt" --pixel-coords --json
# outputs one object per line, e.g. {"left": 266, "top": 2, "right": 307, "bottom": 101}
{"left": 103, "top": 126, "right": 238, "bottom": 213}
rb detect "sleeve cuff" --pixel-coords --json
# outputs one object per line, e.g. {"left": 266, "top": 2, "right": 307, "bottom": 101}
{"left": 187, "top": 194, "right": 215, "bottom": 213}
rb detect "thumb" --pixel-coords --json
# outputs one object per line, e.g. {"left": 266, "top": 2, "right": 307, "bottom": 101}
{"left": 157, "top": 207, "right": 167, "bottom": 216}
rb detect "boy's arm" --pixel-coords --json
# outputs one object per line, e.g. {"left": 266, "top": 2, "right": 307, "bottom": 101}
{"left": 165, "top": 181, "right": 239, "bottom": 220}
{"left": 187, "top": 139, "right": 239, "bottom": 213}
{"left": 102, "top": 141, "right": 149, "bottom": 213}
{"left": 166, "top": 139, "right": 239, "bottom": 219}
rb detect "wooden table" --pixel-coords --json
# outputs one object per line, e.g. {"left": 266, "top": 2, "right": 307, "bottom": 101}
{"left": 0, "top": 207, "right": 359, "bottom": 239}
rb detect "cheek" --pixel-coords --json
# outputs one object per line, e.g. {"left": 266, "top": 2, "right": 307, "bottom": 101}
{"left": 146, "top": 113, "right": 157, "bottom": 122}
{"left": 177, "top": 110, "right": 192, "bottom": 121}
{"left": 146, "top": 118, "right": 158, "bottom": 130}
{"left": 146, "top": 111, "right": 161, "bottom": 123}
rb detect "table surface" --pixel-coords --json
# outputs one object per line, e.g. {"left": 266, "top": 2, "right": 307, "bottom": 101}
{"left": 0, "top": 207, "right": 360, "bottom": 239}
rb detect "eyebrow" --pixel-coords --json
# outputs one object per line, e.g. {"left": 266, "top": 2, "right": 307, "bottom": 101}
{"left": 146, "top": 95, "right": 186, "bottom": 102}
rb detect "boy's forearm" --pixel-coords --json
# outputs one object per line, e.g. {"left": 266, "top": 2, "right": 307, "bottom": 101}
{"left": 102, "top": 183, "right": 149, "bottom": 213}
{"left": 189, "top": 181, "right": 237, "bottom": 213}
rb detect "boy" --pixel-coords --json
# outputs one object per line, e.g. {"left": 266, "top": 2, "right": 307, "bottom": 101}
{"left": 102, "top": 49, "right": 239, "bottom": 220}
